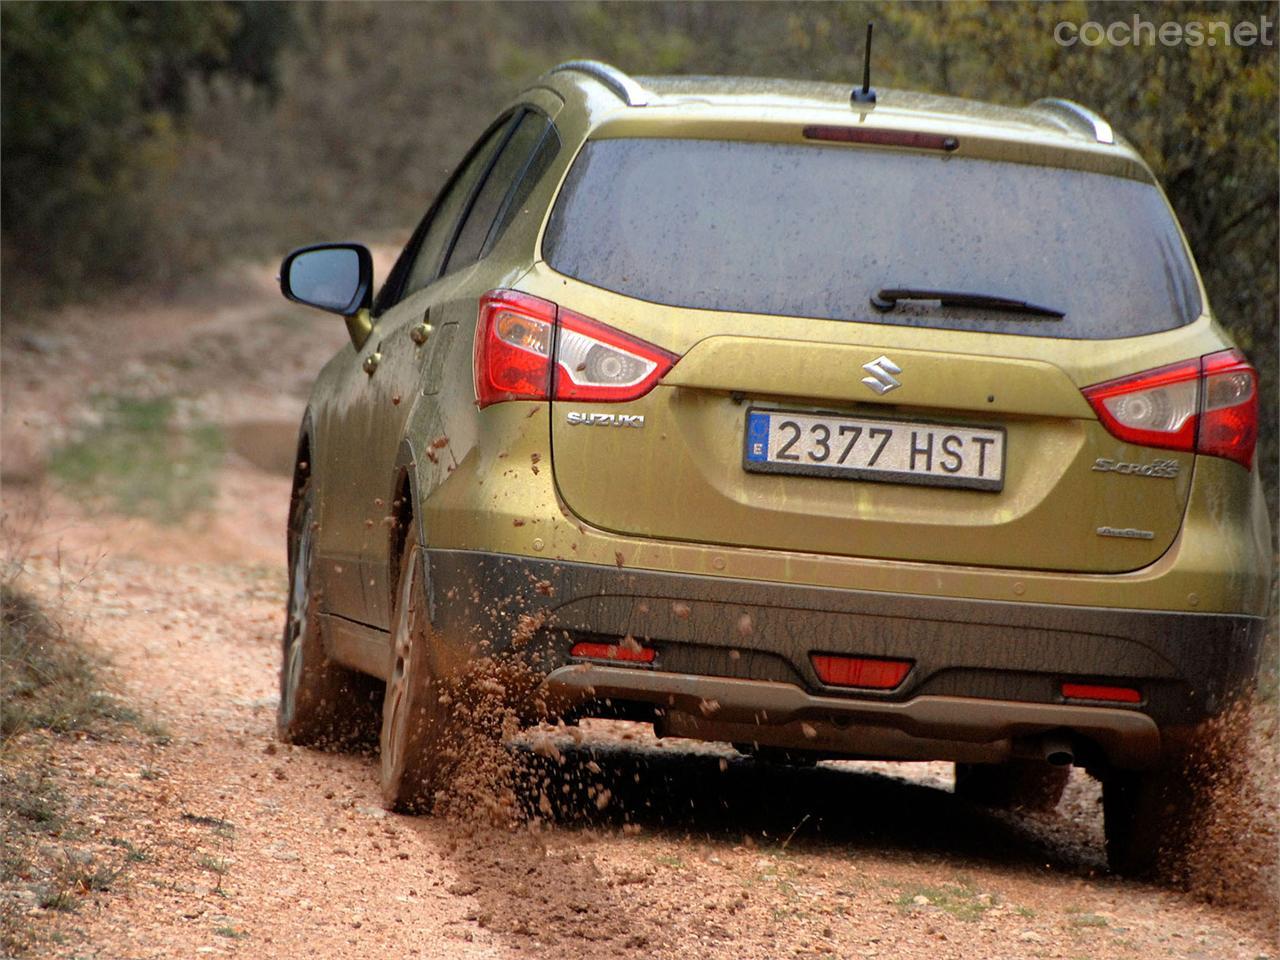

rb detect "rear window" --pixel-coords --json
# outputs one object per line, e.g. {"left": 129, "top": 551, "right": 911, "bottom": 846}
{"left": 543, "top": 138, "right": 1201, "bottom": 339}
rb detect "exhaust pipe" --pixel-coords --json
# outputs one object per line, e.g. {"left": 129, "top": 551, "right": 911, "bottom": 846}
{"left": 1041, "top": 735, "right": 1075, "bottom": 767}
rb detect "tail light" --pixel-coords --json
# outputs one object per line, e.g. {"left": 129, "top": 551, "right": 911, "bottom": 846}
{"left": 1082, "top": 348, "right": 1258, "bottom": 469}
{"left": 1198, "top": 350, "right": 1258, "bottom": 468}
{"left": 474, "top": 290, "right": 678, "bottom": 408}
{"left": 473, "top": 291, "right": 556, "bottom": 407}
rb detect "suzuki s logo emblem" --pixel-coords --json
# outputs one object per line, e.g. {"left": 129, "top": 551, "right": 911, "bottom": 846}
{"left": 861, "top": 355, "right": 902, "bottom": 395}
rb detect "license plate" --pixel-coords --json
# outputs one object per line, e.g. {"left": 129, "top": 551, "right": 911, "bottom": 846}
{"left": 743, "top": 409, "right": 1005, "bottom": 491}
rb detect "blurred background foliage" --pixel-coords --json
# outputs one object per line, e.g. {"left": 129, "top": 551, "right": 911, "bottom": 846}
{"left": 2, "top": 0, "right": 1276, "bottom": 496}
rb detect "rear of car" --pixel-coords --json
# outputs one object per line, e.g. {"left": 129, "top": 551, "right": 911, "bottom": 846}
{"left": 436, "top": 75, "right": 1270, "bottom": 872}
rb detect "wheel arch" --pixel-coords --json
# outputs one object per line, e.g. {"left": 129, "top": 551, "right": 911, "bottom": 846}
{"left": 389, "top": 437, "right": 426, "bottom": 613}
{"left": 288, "top": 411, "right": 316, "bottom": 556}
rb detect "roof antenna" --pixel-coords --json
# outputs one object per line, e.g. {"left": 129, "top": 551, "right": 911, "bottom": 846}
{"left": 851, "top": 22, "right": 877, "bottom": 105}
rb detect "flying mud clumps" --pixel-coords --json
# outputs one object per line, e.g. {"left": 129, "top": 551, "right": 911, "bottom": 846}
{"left": 424, "top": 610, "right": 615, "bottom": 833}
{"left": 1179, "top": 696, "right": 1278, "bottom": 937}
{"left": 422, "top": 623, "right": 637, "bottom": 836}
{"left": 428, "top": 655, "right": 542, "bottom": 827}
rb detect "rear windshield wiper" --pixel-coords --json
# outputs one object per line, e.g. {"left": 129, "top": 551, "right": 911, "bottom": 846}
{"left": 871, "top": 287, "right": 1065, "bottom": 319}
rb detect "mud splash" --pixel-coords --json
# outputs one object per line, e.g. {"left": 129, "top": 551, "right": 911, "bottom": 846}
{"left": 1181, "top": 697, "right": 1279, "bottom": 940}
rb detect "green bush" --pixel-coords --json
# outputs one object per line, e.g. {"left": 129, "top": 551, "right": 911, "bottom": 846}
{"left": 0, "top": 1, "right": 292, "bottom": 292}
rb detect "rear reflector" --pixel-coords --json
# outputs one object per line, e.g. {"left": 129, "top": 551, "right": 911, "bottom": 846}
{"left": 570, "top": 640, "right": 656, "bottom": 664}
{"left": 803, "top": 125, "right": 959, "bottom": 152}
{"left": 811, "top": 654, "right": 912, "bottom": 690}
{"left": 1061, "top": 682, "right": 1141, "bottom": 704}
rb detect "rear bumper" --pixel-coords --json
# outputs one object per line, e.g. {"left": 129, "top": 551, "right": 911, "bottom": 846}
{"left": 541, "top": 665, "right": 1161, "bottom": 767}
{"left": 425, "top": 549, "right": 1266, "bottom": 769}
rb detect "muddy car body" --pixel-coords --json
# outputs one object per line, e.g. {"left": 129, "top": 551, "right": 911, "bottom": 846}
{"left": 277, "top": 62, "right": 1271, "bottom": 875}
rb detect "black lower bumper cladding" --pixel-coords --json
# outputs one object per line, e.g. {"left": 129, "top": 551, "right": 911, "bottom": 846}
{"left": 425, "top": 549, "right": 1264, "bottom": 755}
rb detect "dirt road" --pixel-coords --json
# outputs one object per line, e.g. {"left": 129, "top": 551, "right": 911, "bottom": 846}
{"left": 2, "top": 264, "right": 1275, "bottom": 959}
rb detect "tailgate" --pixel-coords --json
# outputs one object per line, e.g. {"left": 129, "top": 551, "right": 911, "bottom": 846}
{"left": 551, "top": 333, "right": 1194, "bottom": 573}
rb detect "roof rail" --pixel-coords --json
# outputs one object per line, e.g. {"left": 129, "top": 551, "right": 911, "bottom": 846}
{"left": 548, "top": 60, "right": 652, "bottom": 107}
{"left": 1031, "top": 98, "right": 1115, "bottom": 145}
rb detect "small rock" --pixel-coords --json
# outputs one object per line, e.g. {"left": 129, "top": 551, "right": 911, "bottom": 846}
{"left": 18, "top": 332, "right": 58, "bottom": 355}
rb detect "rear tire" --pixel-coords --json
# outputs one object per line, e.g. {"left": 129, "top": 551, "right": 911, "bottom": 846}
{"left": 379, "top": 523, "right": 456, "bottom": 812}
{"left": 1103, "top": 705, "right": 1256, "bottom": 880}
{"left": 1101, "top": 712, "right": 1252, "bottom": 879}
{"left": 277, "top": 482, "right": 380, "bottom": 747}
{"left": 954, "top": 761, "right": 1069, "bottom": 813}
{"left": 1102, "top": 759, "right": 1206, "bottom": 879}
{"left": 1100, "top": 773, "right": 1177, "bottom": 875}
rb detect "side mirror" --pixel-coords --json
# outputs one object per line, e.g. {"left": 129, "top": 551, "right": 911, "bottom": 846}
{"left": 280, "top": 243, "right": 375, "bottom": 349}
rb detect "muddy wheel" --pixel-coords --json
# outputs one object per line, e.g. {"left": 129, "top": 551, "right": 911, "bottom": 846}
{"left": 1102, "top": 765, "right": 1202, "bottom": 878}
{"left": 278, "top": 482, "right": 380, "bottom": 747}
{"left": 954, "top": 761, "right": 1069, "bottom": 812}
{"left": 380, "top": 524, "right": 456, "bottom": 812}
{"left": 1104, "top": 710, "right": 1253, "bottom": 879}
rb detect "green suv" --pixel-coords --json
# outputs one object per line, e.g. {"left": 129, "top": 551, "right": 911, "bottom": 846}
{"left": 276, "top": 61, "right": 1270, "bottom": 876}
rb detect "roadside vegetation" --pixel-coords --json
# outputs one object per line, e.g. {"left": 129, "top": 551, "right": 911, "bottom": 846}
{"left": 0, "top": 555, "right": 162, "bottom": 955}
{"left": 1, "top": 586, "right": 136, "bottom": 738}
{"left": 49, "top": 396, "right": 225, "bottom": 523}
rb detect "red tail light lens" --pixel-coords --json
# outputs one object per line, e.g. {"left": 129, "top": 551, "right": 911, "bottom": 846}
{"left": 474, "top": 291, "right": 555, "bottom": 408}
{"left": 1082, "top": 357, "right": 1201, "bottom": 452}
{"left": 811, "top": 654, "right": 912, "bottom": 690}
{"left": 474, "top": 290, "right": 677, "bottom": 408}
{"left": 1082, "top": 348, "right": 1258, "bottom": 470}
{"left": 1198, "top": 349, "right": 1258, "bottom": 470}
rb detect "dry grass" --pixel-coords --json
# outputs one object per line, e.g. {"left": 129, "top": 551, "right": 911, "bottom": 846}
{"left": 0, "top": 521, "right": 157, "bottom": 956}
{"left": 1, "top": 585, "right": 138, "bottom": 739}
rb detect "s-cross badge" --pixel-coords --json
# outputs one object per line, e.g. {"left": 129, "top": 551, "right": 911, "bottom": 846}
{"left": 861, "top": 355, "right": 902, "bottom": 395}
